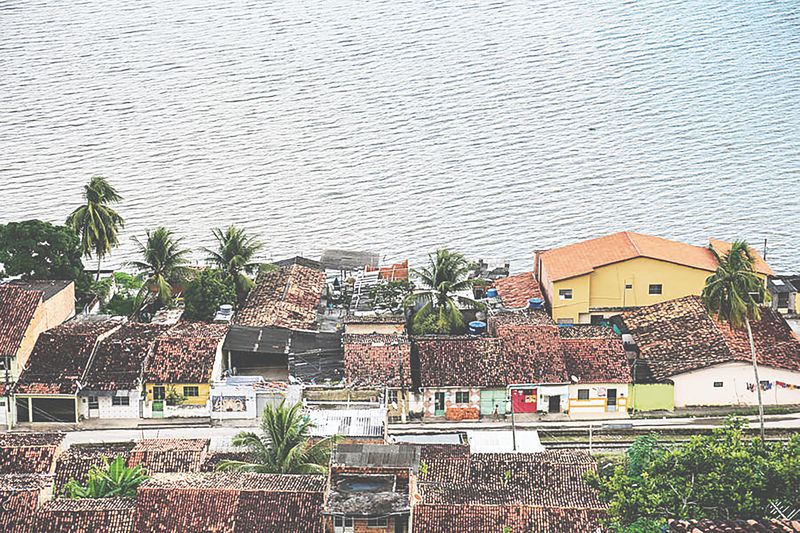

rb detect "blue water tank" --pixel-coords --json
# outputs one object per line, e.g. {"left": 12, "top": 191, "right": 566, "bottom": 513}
{"left": 468, "top": 321, "right": 487, "bottom": 335}
{"left": 486, "top": 288, "right": 499, "bottom": 298}
{"left": 528, "top": 298, "right": 544, "bottom": 310}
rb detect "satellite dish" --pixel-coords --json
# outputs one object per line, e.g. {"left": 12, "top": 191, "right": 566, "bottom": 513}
{"left": 570, "top": 375, "right": 580, "bottom": 383}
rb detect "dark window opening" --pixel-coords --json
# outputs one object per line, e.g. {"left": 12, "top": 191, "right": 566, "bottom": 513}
{"left": 577, "top": 389, "right": 590, "bottom": 400}
{"left": 649, "top": 284, "right": 663, "bottom": 295}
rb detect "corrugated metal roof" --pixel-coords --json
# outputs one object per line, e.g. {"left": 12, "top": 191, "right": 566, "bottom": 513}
{"left": 306, "top": 408, "right": 386, "bottom": 438}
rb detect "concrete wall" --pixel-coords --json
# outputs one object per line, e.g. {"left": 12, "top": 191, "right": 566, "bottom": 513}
{"left": 344, "top": 323, "right": 405, "bottom": 335}
{"left": 672, "top": 361, "right": 800, "bottom": 407}
{"left": 629, "top": 383, "right": 674, "bottom": 411}
{"left": 79, "top": 391, "right": 141, "bottom": 420}
{"left": 568, "top": 383, "right": 629, "bottom": 416}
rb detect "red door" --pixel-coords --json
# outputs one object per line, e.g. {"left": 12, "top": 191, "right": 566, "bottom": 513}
{"left": 511, "top": 388, "right": 537, "bottom": 413}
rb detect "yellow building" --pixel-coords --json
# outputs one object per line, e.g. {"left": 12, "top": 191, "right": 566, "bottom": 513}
{"left": 535, "top": 232, "right": 772, "bottom": 324}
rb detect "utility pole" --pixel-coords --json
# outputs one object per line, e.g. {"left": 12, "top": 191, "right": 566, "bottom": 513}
{"left": 509, "top": 387, "right": 517, "bottom": 452}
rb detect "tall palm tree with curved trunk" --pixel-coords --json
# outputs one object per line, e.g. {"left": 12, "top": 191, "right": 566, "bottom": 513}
{"left": 216, "top": 401, "right": 334, "bottom": 474}
{"left": 202, "top": 225, "right": 263, "bottom": 304}
{"left": 129, "top": 227, "right": 192, "bottom": 308}
{"left": 702, "top": 240, "right": 769, "bottom": 440}
{"left": 408, "top": 248, "right": 483, "bottom": 334}
{"left": 66, "top": 176, "right": 125, "bottom": 281}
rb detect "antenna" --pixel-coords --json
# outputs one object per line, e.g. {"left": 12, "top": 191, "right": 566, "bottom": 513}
{"left": 763, "top": 238, "right": 768, "bottom": 260}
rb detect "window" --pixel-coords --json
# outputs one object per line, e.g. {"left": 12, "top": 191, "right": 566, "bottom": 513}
{"left": 455, "top": 391, "right": 469, "bottom": 404}
{"left": 648, "top": 284, "right": 663, "bottom": 295}
{"left": 625, "top": 283, "right": 633, "bottom": 289}
{"left": 88, "top": 396, "right": 99, "bottom": 410}
{"left": 153, "top": 386, "right": 165, "bottom": 400}
{"left": 334, "top": 516, "right": 354, "bottom": 533}
{"left": 387, "top": 390, "right": 398, "bottom": 405}
{"left": 777, "top": 293, "right": 790, "bottom": 308}
{"left": 558, "top": 288, "right": 573, "bottom": 300}
{"left": 183, "top": 386, "right": 199, "bottom": 397}
{"left": 0, "top": 357, "right": 7, "bottom": 370}
{"left": 577, "top": 389, "right": 590, "bottom": 400}
{"left": 557, "top": 318, "right": 574, "bottom": 326}
{"left": 112, "top": 396, "right": 130, "bottom": 406}
{"left": 367, "top": 517, "right": 388, "bottom": 528}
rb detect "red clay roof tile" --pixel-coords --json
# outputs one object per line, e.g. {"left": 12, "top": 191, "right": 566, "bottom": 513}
{"left": 0, "top": 285, "right": 42, "bottom": 357}
{"left": 494, "top": 272, "right": 542, "bottom": 309}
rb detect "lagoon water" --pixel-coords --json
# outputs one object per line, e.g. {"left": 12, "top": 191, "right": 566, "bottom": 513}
{"left": 1, "top": 0, "right": 799, "bottom": 271}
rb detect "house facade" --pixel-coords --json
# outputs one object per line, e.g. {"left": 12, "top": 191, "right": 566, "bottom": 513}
{"left": 535, "top": 232, "right": 772, "bottom": 324}
{"left": 142, "top": 322, "right": 228, "bottom": 419}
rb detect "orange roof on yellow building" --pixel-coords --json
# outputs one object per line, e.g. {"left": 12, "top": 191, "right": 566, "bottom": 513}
{"left": 539, "top": 232, "right": 772, "bottom": 282}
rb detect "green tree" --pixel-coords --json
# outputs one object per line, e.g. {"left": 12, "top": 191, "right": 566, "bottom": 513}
{"left": 702, "top": 240, "right": 769, "bottom": 439}
{"left": 63, "top": 455, "right": 148, "bottom": 499}
{"left": 408, "top": 249, "right": 483, "bottom": 335}
{"left": 202, "top": 226, "right": 263, "bottom": 304}
{"left": 587, "top": 418, "right": 800, "bottom": 530}
{"left": 129, "top": 227, "right": 192, "bottom": 308}
{"left": 216, "top": 401, "right": 334, "bottom": 474}
{"left": 369, "top": 280, "right": 413, "bottom": 313}
{"left": 65, "top": 176, "right": 125, "bottom": 281}
{"left": 183, "top": 269, "right": 236, "bottom": 321}
{"left": 0, "top": 220, "right": 91, "bottom": 301}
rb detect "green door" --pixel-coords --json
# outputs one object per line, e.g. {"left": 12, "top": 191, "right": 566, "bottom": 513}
{"left": 152, "top": 400, "right": 164, "bottom": 418}
{"left": 434, "top": 392, "right": 445, "bottom": 416}
{"left": 480, "top": 389, "right": 507, "bottom": 416}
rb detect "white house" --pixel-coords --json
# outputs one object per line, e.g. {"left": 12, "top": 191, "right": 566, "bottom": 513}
{"left": 622, "top": 296, "right": 800, "bottom": 408}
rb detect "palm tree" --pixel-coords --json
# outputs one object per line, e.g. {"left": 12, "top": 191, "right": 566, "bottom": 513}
{"left": 408, "top": 248, "right": 483, "bottom": 334}
{"left": 702, "top": 240, "right": 769, "bottom": 440}
{"left": 216, "top": 401, "right": 334, "bottom": 474}
{"left": 66, "top": 176, "right": 125, "bottom": 280}
{"left": 202, "top": 225, "right": 263, "bottom": 303}
{"left": 63, "top": 455, "right": 148, "bottom": 499}
{"left": 129, "top": 227, "right": 192, "bottom": 307}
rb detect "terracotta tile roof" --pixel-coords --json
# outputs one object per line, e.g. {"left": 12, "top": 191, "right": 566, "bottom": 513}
{"left": 561, "top": 337, "right": 630, "bottom": 383}
{"left": 494, "top": 272, "right": 542, "bottom": 309}
{"left": 539, "top": 232, "right": 771, "bottom": 282}
{"left": 143, "top": 322, "right": 227, "bottom": 384}
{"left": 416, "top": 336, "right": 505, "bottom": 388}
{"left": 128, "top": 439, "right": 209, "bottom": 473}
{"left": 667, "top": 518, "right": 800, "bottom": 532}
{"left": 35, "top": 497, "right": 135, "bottom": 533}
{"left": 82, "top": 323, "right": 168, "bottom": 391}
{"left": 236, "top": 264, "right": 325, "bottom": 330}
{"left": 0, "top": 473, "right": 53, "bottom": 532}
{"left": 0, "top": 284, "right": 42, "bottom": 357}
{"left": 344, "top": 333, "right": 411, "bottom": 387}
{"left": 135, "top": 473, "right": 325, "bottom": 533}
{"left": 489, "top": 310, "right": 555, "bottom": 329}
{"left": 53, "top": 442, "right": 135, "bottom": 494}
{"left": 621, "top": 296, "right": 800, "bottom": 380}
{"left": 558, "top": 325, "right": 618, "bottom": 339}
{"left": 14, "top": 319, "right": 121, "bottom": 395}
{"left": 412, "top": 505, "right": 607, "bottom": 533}
{"left": 0, "top": 433, "right": 65, "bottom": 474}
{"left": 415, "top": 450, "right": 604, "bottom": 532}
{"left": 200, "top": 451, "right": 250, "bottom": 472}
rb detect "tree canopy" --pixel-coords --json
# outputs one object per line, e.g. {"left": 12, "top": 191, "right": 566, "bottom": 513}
{"left": 183, "top": 268, "right": 236, "bottom": 321}
{"left": 129, "top": 227, "right": 192, "bottom": 307}
{"left": 202, "top": 225, "right": 263, "bottom": 304}
{"left": 587, "top": 418, "right": 800, "bottom": 531}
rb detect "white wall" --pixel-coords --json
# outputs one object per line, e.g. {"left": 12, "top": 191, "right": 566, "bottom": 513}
{"left": 79, "top": 390, "right": 141, "bottom": 420}
{"left": 672, "top": 361, "right": 800, "bottom": 408}
{"left": 568, "top": 383, "right": 629, "bottom": 415}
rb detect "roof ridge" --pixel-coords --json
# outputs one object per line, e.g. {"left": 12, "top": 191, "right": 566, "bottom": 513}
{"left": 623, "top": 231, "right": 642, "bottom": 255}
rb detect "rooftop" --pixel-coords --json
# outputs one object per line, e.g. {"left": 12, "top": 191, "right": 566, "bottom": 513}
{"left": 667, "top": 519, "right": 800, "bottom": 532}
{"left": 560, "top": 337, "right": 630, "bottom": 383}
{"left": 343, "top": 333, "right": 411, "bottom": 387}
{"left": 0, "top": 433, "right": 64, "bottom": 474}
{"left": 222, "top": 325, "right": 291, "bottom": 354}
{"left": 0, "top": 284, "right": 42, "bottom": 357}
{"left": 342, "top": 314, "right": 406, "bottom": 324}
{"left": 620, "top": 296, "right": 800, "bottom": 381}
{"left": 5, "top": 279, "right": 73, "bottom": 302}
{"left": 412, "top": 505, "right": 607, "bottom": 533}
{"left": 236, "top": 263, "right": 326, "bottom": 331}
{"left": 135, "top": 472, "right": 325, "bottom": 533}
{"left": 128, "top": 439, "right": 209, "bottom": 473}
{"left": 35, "top": 497, "right": 136, "bottom": 533}
{"left": 325, "top": 473, "right": 411, "bottom": 517}
{"left": 83, "top": 322, "right": 168, "bottom": 391}
{"left": 332, "top": 444, "right": 420, "bottom": 471}
{"left": 143, "top": 322, "right": 227, "bottom": 384}
{"left": 538, "top": 232, "right": 772, "bottom": 282}
{"left": 53, "top": 442, "right": 136, "bottom": 493}
{"left": 306, "top": 408, "right": 386, "bottom": 438}
{"left": 493, "top": 272, "right": 542, "bottom": 309}
{"left": 14, "top": 318, "right": 121, "bottom": 394}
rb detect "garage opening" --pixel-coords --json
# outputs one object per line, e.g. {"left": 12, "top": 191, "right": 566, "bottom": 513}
{"left": 30, "top": 398, "right": 77, "bottom": 423}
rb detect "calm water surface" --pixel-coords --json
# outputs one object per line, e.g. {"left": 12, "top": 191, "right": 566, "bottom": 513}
{"left": 1, "top": 0, "right": 799, "bottom": 271}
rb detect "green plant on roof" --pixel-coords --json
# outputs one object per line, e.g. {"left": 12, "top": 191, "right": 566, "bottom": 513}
{"left": 63, "top": 455, "right": 148, "bottom": 499}
{"left": 502, "top": 469, "right": 511, "bottom": 485}
{"left": 65, "top": 176, "right": 125, "bottom": 282}
{"left": 216, "top": 400, "right": 336, "bottom": 474}
{"left": 407, "top": 249, "right": 484, "bottom": 335}
{"left": 419, "top": 460, "right": 429, "bottom": 477}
